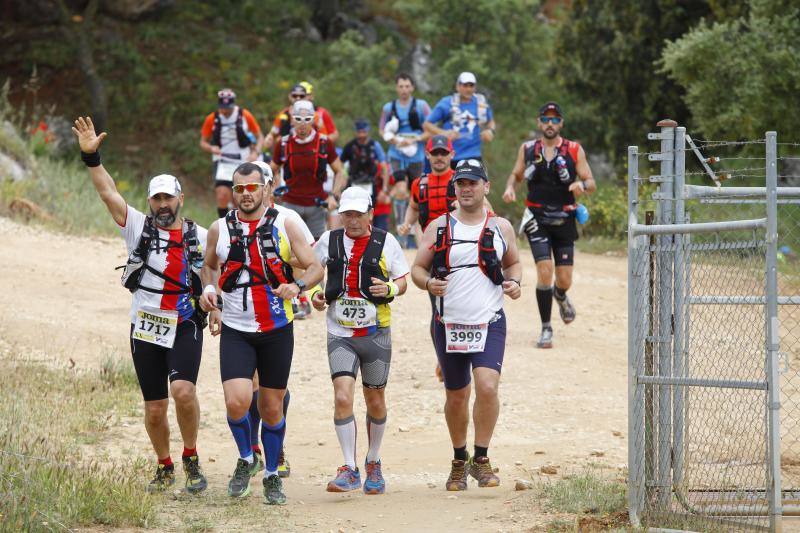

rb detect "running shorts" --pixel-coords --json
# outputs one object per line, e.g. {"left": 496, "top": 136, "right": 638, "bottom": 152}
{"left": 433, "top": 310, "right": 506, "bottom": 390}
{"left": 327, "top": 328, "right": 391, "bottom": 389}
{"left": 220, "top": 322, "right": 294, "bottom": 389}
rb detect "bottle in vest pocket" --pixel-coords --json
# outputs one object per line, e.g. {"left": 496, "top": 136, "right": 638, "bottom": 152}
{"left": 555, "top": 155, "right": 570, "bottom": 183}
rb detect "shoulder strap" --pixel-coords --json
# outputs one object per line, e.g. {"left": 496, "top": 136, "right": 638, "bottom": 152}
{"left": 329, "top": 228, "right": 345, "bottom": 259}
{"left": 391, "top": 99, "right": 398, "bottom": 119}
{"left": 182, "top": 218, "right": 202, "bottom": 265}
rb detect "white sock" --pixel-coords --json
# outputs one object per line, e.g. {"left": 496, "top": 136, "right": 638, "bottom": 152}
{"left": 366, "top": 414, "right": 386, "bottom": 463}
{"left": 334, "top": 415, "right": 357, "bottom": 469}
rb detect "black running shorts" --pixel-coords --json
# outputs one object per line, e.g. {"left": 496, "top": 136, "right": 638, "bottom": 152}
{"left": 219, "top": 322, "right": 294, "bottom": 389}
{"left": 525, "top": 213, "right": 577, "bottom": 266}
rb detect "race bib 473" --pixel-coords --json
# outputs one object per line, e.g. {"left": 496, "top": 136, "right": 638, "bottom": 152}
{"left": 335, "top": 297, "right": 377, "bottom": 328}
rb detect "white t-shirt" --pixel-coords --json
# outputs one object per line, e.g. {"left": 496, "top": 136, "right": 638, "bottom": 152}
{"left": 212, "top": 106, "right": 255, "bottom": 163}
{"left": 435, "top": 212, "right": 506, "bottom": 325}
{"left": 314, "top": 229, "right": 409, "bottom": 337}
{"left": 119, "top": 206, "right": 208, "bottom": 324}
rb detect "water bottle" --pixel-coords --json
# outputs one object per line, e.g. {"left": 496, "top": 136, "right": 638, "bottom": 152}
{"left": 576, "top": 203, "right": 589, "bottom": 225}
{"left": 555, "top": 155, "right": 570, "bottom": 183}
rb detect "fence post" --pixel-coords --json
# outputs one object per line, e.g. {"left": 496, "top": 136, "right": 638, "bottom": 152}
{"left": 628, "top": 145, "right": 643, "bottom": 526}
{"left": 672, "top": 126, "right": 687, "bottom": 492}
{"left": 656, "top": 119, "right": 676, "bottom": 507}
{"left": 765, "top": 131, "right": 783, "bottom": 532}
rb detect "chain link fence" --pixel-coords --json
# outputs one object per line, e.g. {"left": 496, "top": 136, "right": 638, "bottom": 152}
{"left": 628, "top": 124, "right": 800, "bottom": 531}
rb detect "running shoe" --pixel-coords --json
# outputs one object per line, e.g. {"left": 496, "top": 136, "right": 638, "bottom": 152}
{"left": 278, "top": 448, "right": 291, "bottom": 478}
{"left": 146, "top": 463, "right": 176, "bottom": 493}
{"left": 263, "top": 474, "right": 287, "bottom": 505}
{"left": 227, "top": 458, "right": 253, "bottom": 498}
{"left": 250, "top": 450, "right": 264, "bottom": 476}
{"left": 326, "top": 465, "right": 361, "bottom": 492}
{"left": 537, "top": 327, "right": 554, "bottom": 349}
{"left": 445, "top": 458, "right": 468, "bottom": 491}
{"left": 468, "top": 456, "right": 500, "bottom": 487}
{"left": 363, "top": 460, "right": 385, "bottom": 495}
{"left": 556, "top": 294, "right": 576, "bottom": 324}
{"left": 182, "top": 455, "right": 208, "bottom": 494}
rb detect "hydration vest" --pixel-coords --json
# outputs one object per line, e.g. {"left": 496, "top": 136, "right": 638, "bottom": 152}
{"left": 348, "top": 139, "right": 379, "bottom": 185}
{"left": 324, "top": 228, "right": 393, "bottom": 305}
{"left": 417, "top": 172, "right": 456, "bottom": 230}
{"left": 211, "top": 107, "right": 252, "bottom": 149}
{"left": 218, "top": 209, "right": 294, "bottom": 311}
{"left": 118, "top": 217, "right": 206, "bottom": 322}
{"left": 431, "top": 212, "right": 504, "bottom": 285}
{"left": 390, "top": 97, "right": 422, "bottom": 131}
{"left": 450, "top": 93, "right": 489, "bottom": 127}
{"left": 523, "top": 138, "right": 580, "bottom": 212}
{"left": 277, "top": 133, "right": 330, "bottom": 184}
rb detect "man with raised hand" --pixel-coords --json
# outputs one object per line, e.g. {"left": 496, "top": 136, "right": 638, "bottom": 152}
{"left": 412, "top": 159, "right": 522, "bottom": 491}
{"left": 199, "top": 162, "right": 323, "bottom": 505}
{"left": 73, "top": 116, "right": 208, "bottom": 495}
{"left": 311, "top": 187, "right": 409, "bottom": 495}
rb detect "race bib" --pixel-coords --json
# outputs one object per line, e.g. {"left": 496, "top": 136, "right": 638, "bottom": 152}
{"left": 133, "top": 308, "right": 179, "bottom": 348}
{"left": 444, "top": 322, "right": 488, "bottom": 353}
{"left": 215, "top": 160, "right": 240, "bottom": 183}
{"left": 335, "top": 297, "right": 377, "bottom": 328}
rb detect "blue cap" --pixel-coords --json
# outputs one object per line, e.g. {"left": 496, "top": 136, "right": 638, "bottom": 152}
{"left": 354, "top": 118, "right": 370, "bottom": 131}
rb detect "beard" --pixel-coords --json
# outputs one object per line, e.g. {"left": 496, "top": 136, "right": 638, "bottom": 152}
{"left": 238, "top": 193, "right": 264, "bottom": 215}
{"left": 152, "top": 203, "right": 180, "bottom": 226}
{"left": 543, "top": 128, "right": 558, "bottom": 139}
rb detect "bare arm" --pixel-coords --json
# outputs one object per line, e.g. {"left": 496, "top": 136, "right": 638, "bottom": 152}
{"left": 200, "top": 135, "right": 220, "bottom": 156}
{"left": 71, "top": 117, "right": 127, "bottom": 226}
{"left": 423, "top": 121, "right": 450, "bottom": 138}
{"left": 331, "top": 158, "right": 347, "bottom": 197}
{"left": 503, "top": 143, "right": 526, "bottom": 203}
{"left": 198, "top": 221, "right": 221, "bottom": 316}
{"left": 570, "top": 145, "right": 596, "bottom": 197}
{"left": 399, "top": 194, "right": 419, "bottom": 235}
{"left": 498, "top": 218, "right": 522, "bottom": 299}
{"left": 270, "top": 161, "right": 282, "bottom": 189}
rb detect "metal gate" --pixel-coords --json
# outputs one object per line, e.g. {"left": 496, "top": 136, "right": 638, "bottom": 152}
{"left": 627, "top": 123, "right": 800, "bottom": 531}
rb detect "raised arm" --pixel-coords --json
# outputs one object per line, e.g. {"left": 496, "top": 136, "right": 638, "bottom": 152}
{"left": 71, "top": 116, "right": 127, "bottom": 226}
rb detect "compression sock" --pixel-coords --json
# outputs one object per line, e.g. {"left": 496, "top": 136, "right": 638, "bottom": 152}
{"left": 261, "top": 418, "right": 286, "bottom": 477}
{"left": 217, "top": 207, "right": 228, "bottom": 218}
{"left": 334, "top": 415, "right": 357, "bottom": 469}
{"left": 227, "top": 414, "right": 253, "bottom": 463}
{"left": 453, "top": 446, "right": 468, "bottom": 461}
{"left": 158, "top": 456, "right": 173, "bottom": 468}
{"left": 554, "top": 285, "right": 568, "bottom": 302}
{"left": 536, "top": 285, "right": 554, "bottom": 325}
{"left": 182, "top": 447, "right": 197, "bottom": 459}
{"left": 248, "top": 391, "right": 261, "bottom": 447}
{"left": 365, "top": 414, "right": 386, "bottom": 463}
{"left": 474, "top": 445, "right": 489, "bottom": 459}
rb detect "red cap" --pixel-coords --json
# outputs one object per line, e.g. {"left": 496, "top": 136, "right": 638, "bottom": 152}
{"left": 426, "top": 135, "right": 453, "bottom": 153}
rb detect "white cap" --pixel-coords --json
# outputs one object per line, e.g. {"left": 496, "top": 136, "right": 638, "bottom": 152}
{"left": 148, "top": 174, "right": 182, "bottom": 198}
{"left": 337, "top": 186, "right": 372, "bottom": 214}
{"left": 291, "top": 99, "right": 315, "bottom": 115}
{"left": 251, "top": 160, "right": 274, "bottom": 183}
{"left": 457, "top": 71, "right": 477, "bottom": 85}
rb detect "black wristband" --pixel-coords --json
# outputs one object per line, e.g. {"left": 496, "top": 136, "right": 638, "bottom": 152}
{"left": 81, "top": 151, "right": 101, "bottom": 167}
{"left": 509, "top": 278, "right": 521, "bottom": 287}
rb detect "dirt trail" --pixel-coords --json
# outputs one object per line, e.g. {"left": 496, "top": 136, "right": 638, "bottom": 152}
{"left": 0, "top": 216, "right": 629, "bottom": 532}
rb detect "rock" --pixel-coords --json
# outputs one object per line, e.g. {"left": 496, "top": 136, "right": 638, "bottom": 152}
{"left": 534, "top": 450, "right": 546, "bottom": 455}
{"left": 590, "top": 450, "right": 605, "bottom": 457}
{"left": 398, "top": 426, "right": 410, "bottom": 432}
{"left": 492, "top": 466, "right": 499, "bottom": 473}
{"left": 447, "top": 495, "right": 457, "bottom": 499}
{"left": 317, "top": 440, "right": 326, "bottom": 446}
{"left": 540, "top": 465, "right": 558, "bottom": 475}
{"left": 612, "top": 431, "right": 623, "bottom": 437}
{"left": 514, "top": 460, "right": 523, "bottom": 466}
{"left": 427, "top": 482, "right": 437, "bottom": 488}
{"left": 515, "top": 479, "right": 533, "bottom": 491}
{"left": 413, "top": 381, "right": 421, "bottom": 389}
{"left": 9, "top": 198, "right": 53, "bottom": 222}
{"left": 208, "top": 457, "right": 216, "bottom": 463}
{"left": 0, "top": 152, "right": 28, "bottom": 181}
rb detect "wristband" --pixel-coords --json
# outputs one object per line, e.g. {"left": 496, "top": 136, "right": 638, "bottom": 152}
{"left": 81, "top": 150, "right": 101, "bottom": 167}
{"left": 386, "top": 281, "right": 399, "bottom": 298}
{"left": 203, "top": 284, "right": 217, "bottom": 295}
{"left": 308, "top": 284, "right": 323, "bottom": 300}
{"left": 508, "top": 279, "right": 521, "bottom": 287}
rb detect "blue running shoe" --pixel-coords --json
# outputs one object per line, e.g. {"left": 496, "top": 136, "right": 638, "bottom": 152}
{"left": 326, "top": 465, "right": 361, "bottom": 492}
{"left": 363, "top": 460, "right": 385, "bottom": 495}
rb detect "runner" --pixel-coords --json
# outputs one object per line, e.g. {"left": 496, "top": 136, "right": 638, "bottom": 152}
{"left": 411, "top": 159, "right": 522, "bottom": 490}
{"left": 424, "top": 72, "right": 496, "bottom": 167}
{"left": 270, "top": 99, "right": 345, "bottom": 240}
{"left": 72, "top": 116, "right": 209, "bottom": 494}
{"left": 339, "top": 118, "right": 390, "bottom": 220}
{"left": 502, "top": 102, "right": 595, "bottom": 348}
{"left": 199, "top": 162, "right": 324, "bottom": 505}
{"left": 310, "top": 187, "right": 409, "bottom": 494}
{"left": 267, "top": 81, "right": 338, "bottom": 150}
{"left": 199, "top": 88, "right": 264, "bottom": 218}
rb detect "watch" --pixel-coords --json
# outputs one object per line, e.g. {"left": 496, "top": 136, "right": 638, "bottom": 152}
{"left": 295, "top": 279, "right": 307, "bottom": 292}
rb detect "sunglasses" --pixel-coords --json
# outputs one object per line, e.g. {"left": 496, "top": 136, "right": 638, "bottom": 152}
{"left": 461, "top": 83, "right": 475, "bottom": 87}
{"left": 540, "top": 116, "right": 563, "bottom": 124}
{"left": 293, "top": 115, "right": 314, "bottom": 123}
{"left": 429, "top": 149, "right": 451, "bottom": 157}
{"left": 290, "top": 93, "right": 306, "bottom": 100}
{"left": 232, "top": 182, "right": 263, "bottom": 194}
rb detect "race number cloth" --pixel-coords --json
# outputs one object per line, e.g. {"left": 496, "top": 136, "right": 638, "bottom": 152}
{"left": 444, "top": 321, "right": 488, "bottom": 353}
{"left": 315, "top": 229, "right": 409, "bottom": 338}
{"left": 335, "top": 297, "right": 377, "bottom": 328}
{"left": 133, "top": 307, "right": 179, "bottom": 348}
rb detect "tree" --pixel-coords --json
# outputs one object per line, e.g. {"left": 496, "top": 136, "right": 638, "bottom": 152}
{"left": 661, "top": 0, "right": 800, "bottom": 141}
{"left": 555, "top": 0, "right": 713, "bottom": 169}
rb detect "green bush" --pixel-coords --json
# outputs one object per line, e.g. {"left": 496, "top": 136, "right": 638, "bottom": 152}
{"left": 581, "top": 183, "right": 628, "bottom": 240}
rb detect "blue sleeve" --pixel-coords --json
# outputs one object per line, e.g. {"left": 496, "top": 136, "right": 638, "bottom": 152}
{"left": 425, "top": 98, "right": 448, "bottom": 124}
{"left": 373, "top": 141, "right": 386, "bottom": 162}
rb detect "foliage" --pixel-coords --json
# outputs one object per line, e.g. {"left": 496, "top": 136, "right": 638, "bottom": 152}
{"left": 661, "top": 0, "right": 800, "bottom": 141}
{"left": 533, "top": 467, "right": 627, "bottom": 516}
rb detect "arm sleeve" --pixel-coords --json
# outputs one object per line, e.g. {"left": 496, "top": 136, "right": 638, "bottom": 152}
{"left": 373, "top": 141, "right": 386, "bottom": 162}
{"left": 200, "top": 113, "right": 215, "bottom": 138}
{"left": 242, "top": 109, "right": 262, "bottom": 135}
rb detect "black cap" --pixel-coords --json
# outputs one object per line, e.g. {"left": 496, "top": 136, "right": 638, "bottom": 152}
{"left": 354, "top": 118, "right": 370, "bottom": 131}
{"left": 453, "top": 158, "right": 488, "bottom": 181}
{"left": 218, "top": 88, "right": 236, "bottom": 109}
{"left": 538, "top": 101, "right": 562, "bottom": 117}
{"left": 291, "top": 83, "right": 309, "bottom": 95}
